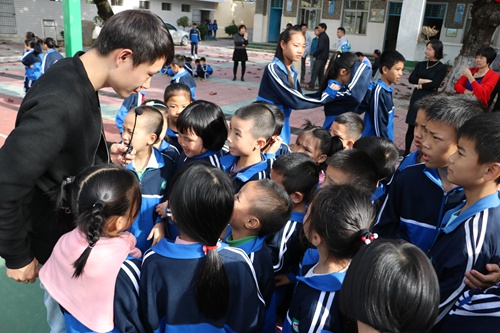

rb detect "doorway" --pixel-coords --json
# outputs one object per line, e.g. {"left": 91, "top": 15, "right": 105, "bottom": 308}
{"left": 268, "top": 0, "right": 283, "bottom": 43}
{"left": 384, "top": 2, "right": 402, "bottom": 51}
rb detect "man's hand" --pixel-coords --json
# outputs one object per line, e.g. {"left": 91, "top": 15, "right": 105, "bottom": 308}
{"left": 110, "top": 143, "right": 136, "bottom": 167}
{"left": 465, "top": 264, "right": 500, "bottom": 289}
{"left": 6, "top": 258, "right": 39, "bottom": 284}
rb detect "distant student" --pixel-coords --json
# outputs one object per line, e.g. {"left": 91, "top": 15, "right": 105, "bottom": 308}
{"left": 184, "top": 56, "right": 194, "bottom": 76}
{"left": 429, "top": 113, "right": 500, "bottom": 332}
{"left": 355, "top": 51, "right": 371, "bottom": 68}
{"left": 256, "top": 101, "right": 292, "bottom": 158}
{"left": 39, "top": 165, "right": 144, "bottom": 333}
{"left": 329, "top": 111, "right": 364, "bottom": 150}
{"left": 196, "top": 57, "right": 213, "bottom": 80}
{"left": 283, "top": 185, "right": 375, "bottom": 333}
{"left": 122, "top": 106, "right": 175, "bottom": 253}
{"left": 221, "top": 103, "right": 275, "bottom": 193}
{"left": 21, "top": 39, "right": 42, "bottom": 93}
{"left": 225, "top": 179, "right": 292, "bottom": 332}
{"left": 193, "top": 59, "right": 200, "bottom": 77}
{"left": 372, "top": 49, "right": 381, "bottom": 78}
{"left": 140, "top": 164, "right": 266, "bottom": 332}
{"left": 359, "top": 50, "right": 406, "bottom": 141}
{"left": 336, "top": 27, "right": 351, "bottom": 52}
{"left": 189, "top": 22, "right": 201, "bottom": 58}
{"left": 374, "top": 94, "right": 484, "bottom": 253}
{"left": 163, "top": 83, "right": 193, "bottom": 154}
{"left": 170, "top": 54, "right": 196, "bottom": 98}
{"left": 41, "top": 37, "right": 63, "bottom": 74}
{"left": 340, "top": 240, "right": 439, "bottom": 333}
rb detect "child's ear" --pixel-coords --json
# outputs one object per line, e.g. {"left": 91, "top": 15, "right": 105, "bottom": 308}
{"left": 255, "top": 137, "right": 268, "bottom": 150}
{"left": 310, "top": 230, "right": 322, "bottom": 247}
{"left": 106, "top": 215, "right": 130, "bottom": 236}
{"left": 148, "top": 133, "right": 158, "bottom": 146}
{"left": 245, "top": 217, "right": 261, "bottom": 231}
{"left": 382, "top": 66, "right": 389, "bottom": 74}
{"left": 290, "top": 192, "right": 304, "bottom": 205}
{"left": 484, "top": 162, "right": 500, "bottom": 183}
{"left": 316, "top": 153, "right": 328, "bottom": 165}
{"left": 346, "top": 139, "right": 355, "bottom": 150}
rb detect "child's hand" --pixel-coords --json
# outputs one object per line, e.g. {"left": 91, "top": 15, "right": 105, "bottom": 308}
{"left": 329, "top": 83, "right": 341, "bottom": 91}
{"left": 155, "top": 201, "right": 169, "bottom": 219}
{"left": 465, "top": 264, "right": 500, "bottom": 290}
{"left": 275, "top": 274, "right": 290, "bottom": 287}
{"left": 264, "top": 136, "right": 283, "bottom": 154}
{"left": 148, "top": 222, "right": 165, "bottom": 246}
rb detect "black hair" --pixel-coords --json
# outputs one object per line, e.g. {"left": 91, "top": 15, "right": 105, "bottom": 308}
{"left": 248, "top": 179, "right": 292, "bottom": 236}
{"left": 25, "top": 39, "right": 42, "bottom": 56}
{"left": 426, "top": 94, "right": 485, "bottom": 132}
{"left": 337, "top": 27, "right": 345, "bottom": 34}
{"left": 171, "top": 54, "right": 186, "bottom": 67}
{"left": 355, "top": 52, "right": 363, "bottom": 57}
{"left": 233, "top": 103, "right": 276, "bottom": 141}
{"left": 44, "top": 37, "right": 59, "bottom": 49}
{"left": 427, "top": 40, "right": 444, "bottom": 60}
{"left": 275, "top": 26, "right": 304, "bottom": 86}
{"left": 476, "top": 46, "right": 497, "bottom": 65}
{"left": 200, "top": 57, "right": 206, "bottom": 62}
{"left": 413, "top": 92, "right": 449, "bottom": 116}
{"left": 169, "top": 163, "right": 233, "bottom": 319}
{"left": 239, "top": 24, "right": 246, "bottom": 31}
{"left": 373, "top": 49, "right": 381, "bottom": 57}
{"left": 300, "top": 23, "right": 307, "bottom": 28}
{"left": 378, "top": 50, "right": 406, "bottom": 74}
{"left": 131, "top": 106, "right": 164, "bottom": 144}
{"left": 457, "top": 112, "right": 500, "bottom": 183}
{"left": 177, "top": 100, "right": 228, "bottom": 152}
{"left": 272, "top": 153, "right": 319, "bottom": 204}
{"left": 195, "top": 59, "right": 200, "bottom": 64}
{"left": 353, "top": 136, "right": 399, "bottom": 181}
{"left": 93, "top": 10, "right": 174, "bottom": 67}
{"left": 305, "top": 185, "right": 374, "bottom": 259}
{"left": 298, "top": 120, "right": 344, "bottom": 170}
{"left": 185, "top": 56, "right": 193, "bottom": 62}
{"left": 58, "top": 165, "right": 141, "bottom": 278}
{"left": 252, "top": 101, "right": 285, "bottom": 136}
{"left": 163, "top": 83, "right": 193, "bottom": 104}
{"left": 320, "top": 52, "right": 358, "bottom": 92}
{"left": 325, "top": 149, "right": 378, "bottom": 194}
{"left": 286, "top": 23, "right": 293, "bottom": 28}
{"left": 193, "top": 22, "right": 197, "bottom": 26}
{"left": 340, "top": 240, "right": 439, "bottom": 333}
{"left": 319, "top": 23, "right": 327, "bottom": 30}
{"left": 333, "top": 112, "right": 364, "bottom": 141}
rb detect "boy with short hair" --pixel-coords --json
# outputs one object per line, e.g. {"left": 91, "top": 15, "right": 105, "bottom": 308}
{"left": 329, "top": 111, "right": 364, "bottom": 150}
{"left": 189, "top": 23, "right": 201, "bottom": 58}
{"left": 374, "top": 94, "right": 484, "bottom": 252}
{"left": 360, "top": 50, "right": 405, "bottom": 141}
{"left": 429, "top": 112, "right": 500, "bottom": 332}
{"left": 170, "top": 54, "right": 196, "bottom": 98}
{"left": 183, "top": 56, "right": 194, "bottom": 76}
{"left": 221, "top": 103, "right": 276, "bottom": 193}
{"left": 196, "top": 57, "right": 213, "bottom": 81}
{"left": 225, "top": 179, "right": 292, "bottom": 333}
{"left": 255, "top": 101, "right": 291, "bottom": 158}
{"left": 122, "top": 106, "right": 175, "bottom": 253}
{"left": 336, "top": 27, "right": 351, "bottom": 52}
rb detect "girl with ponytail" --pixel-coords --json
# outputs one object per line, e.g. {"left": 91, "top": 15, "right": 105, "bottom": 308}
{"left": 282, "top": 184, "right": 376, "bottom": 333}
{"left": 140, "top": 163, "right": 266, "bottom": 332}
{"left": 40, "top": 164, "right": 144, "bottom": 333}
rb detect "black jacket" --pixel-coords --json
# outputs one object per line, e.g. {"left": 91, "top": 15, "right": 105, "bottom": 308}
{"left": 0, "top": 52, "right": 109, "bottom": 268}
{"left": 313, "top": 31, "right": 330, "bottom": 61}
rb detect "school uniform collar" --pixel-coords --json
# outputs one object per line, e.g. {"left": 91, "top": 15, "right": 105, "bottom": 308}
{"left": 441, "top": 192, "right": 500, "bottom": 234}
{"left": 173, "top": 69, "right": 189, "bottom": 81}
{"left": 296, "top": 268, "right": 346, "bottom": 292}
{"left": 186, "top": 149, "right": 219, "bottom": 160}
{"left": 126, "top": 147, "right": 164, "bottom": 171}
{"left": 225, "top": 234, "right": 266, "bottom": 255}
{"left": 371, "top": 183, "right": 385, "bottom": 202}
{"left": 272, "top": 57, "right": 298, "bottom": 78}
{"left": 422, "top": 167, "right": 464, "bottom": 196}
{"left": 290, "top": 211, "right": 306, "bottom": 224}
{"left": 220, "top": 153, "right": 269, "bottom": 182}
{"left": 376, "top": 78, "right": 394, "bottom": 92}
{"left": 166, "top": 127, "right": 178, "bottom": 138}
{"left": 151, "top": 238, "right": 228, "bottom": 259}
{"left": 398, "top": 151, "right": 423, "bottom": 171}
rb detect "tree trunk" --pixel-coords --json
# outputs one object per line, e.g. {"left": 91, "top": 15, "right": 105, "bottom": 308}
{"left": 443, "top": 0, "right": 500, "bottom": 92}
{"left": 94, "top": 0, "right": 114, "bottom": 22}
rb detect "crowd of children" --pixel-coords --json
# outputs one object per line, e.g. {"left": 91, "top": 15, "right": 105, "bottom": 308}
{"left": 30, "top": 22, "right": 500, "bottom": 333}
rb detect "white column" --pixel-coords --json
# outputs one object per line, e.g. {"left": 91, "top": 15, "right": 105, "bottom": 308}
{"left": 395, "top": 0, "right": 426, "bottom": 61}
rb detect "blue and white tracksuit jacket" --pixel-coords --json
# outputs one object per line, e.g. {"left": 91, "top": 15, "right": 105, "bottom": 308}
{"left": 140, "top": 240, "right": 266, "bottom": 333}
{"left": 282, "top": 248, "right": 345, "bottom": 333}
{"left": 358, "top": 79, "right": 395, "bottom": 141}
{"left": 257, "top": 58, "right": 337, "bottom": 144}
{"left": 429, "top": 192, "right": 500, "bottom": 332}
{"left": 196, "top": 64, "right": 213, "bottom": 79}
{"left": 171, "top": 70, "right": 197, "bottom": 98}
{"left": 220, "top": 153, "right": 272, "bottom": 193}
{"left": 126, "top": 148, "right": 175, "bottom": 254}
{"left": 42, "top": 48, "right": 64, "bottom": 74}
{"left": 374, "top": 164, "right": 465, "bottom": 253}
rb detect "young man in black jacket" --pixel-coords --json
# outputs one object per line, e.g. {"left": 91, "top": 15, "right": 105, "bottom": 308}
{"left": 307, "top": 23, "right": 330, "bottom": 91}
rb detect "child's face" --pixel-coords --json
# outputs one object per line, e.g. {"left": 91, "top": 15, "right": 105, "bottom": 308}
{"left": 200, "top": 60, "right": 205, "bottom": 65}
{"left": 122, "top": 112, "right": 155, "bottom": 153}
{"left": 293, "top": 133, "right": 327, "bottom": 165}
{"left": 178, "top": 129, "right": 207, "bottom": 157}
{"left": 382, "top": 61, "right": 404, "bottom": 84}
{"left": 336, "top": 29, "right": 344, "bottom": 38}
{"left": 280, "top": 32, "right": 305, "bottom": 63}
{"left": 227, "top": 116, "right": 261, "bottom": 157}
{"left": 112, "top": 56, "right": 165, "bottom": 98}
{"left": 230, "top": 181, "right": 259, "bottom": 232}
{"left": 413, "top": 109, "right": 428, "bottom": 151}
{"left": 322, "top": 166, "right": 351, "bottom": 188}
{"left": 330, "top": 122, "right": 352, "bottom": 150}
{"left": 166, "top": 94, "right": 191, "bottom": 124}
{"left": 421, "top": 120, "right": 457, "bottom": 169}
{"left": 447, "top": 137, "right": 486, "bottom": 188}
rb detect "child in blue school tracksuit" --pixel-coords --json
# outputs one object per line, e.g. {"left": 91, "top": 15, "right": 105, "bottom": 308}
{"left": 225, "top": 179, "right": 292, "bottom": 333}
{"left": 283, "top": 185, "right": 375, "bottom": 333}
{"left": 168, "top": 54, "right": 197, "bottom": 98}
{"left": 140, "top": 164, "right": 266, "bottom": 333}
{"left": 189, "top": 23, "right": 201, "bottom": 57}
{"left": 358, "top": 50, "right": 406, "bottom": 142}
{"left": 21, "top": 39, "right": 43, "bottom": 93}
{"left": 428, "top": 113, "right": 500, "bottom": 332}
{"left": 41, "top": 37, "right": 63, "bottom": 74}
{"left": 257, "top": 26, "right": 336, "bottom": 144}
{"left": 196, "top": 57, "right": 214, "bottom": 80}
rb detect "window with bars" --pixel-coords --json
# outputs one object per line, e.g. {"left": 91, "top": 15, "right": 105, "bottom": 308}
{"left": 298, "top": 0, "right": 321, "bottom": 29}
{"left": 182, "top": 4, "right": 191, "bottom": 12}
{"left": 270, "top": 0, "right": 283, "bottom": 8}
{"left": 110, "top": 0, "right": 123, "bottom": 5}
{"left": 342, "top": 0, "right": 370, "bottom": 35}
{"left": 162, "top": 2, "right": 171, "bottom": 11}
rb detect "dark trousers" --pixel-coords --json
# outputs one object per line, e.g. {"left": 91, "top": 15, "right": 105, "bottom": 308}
{"left": 309, "top": 59, "right": 325, "bottom": 89}
{"left": 300, "top": 56, "right": 307, "bottom": 82}
{"left": 489, "top": 79, "right": 500, "bottom": 111}
{"left": 191, "top": 42, "right": 198, "bottom": 56}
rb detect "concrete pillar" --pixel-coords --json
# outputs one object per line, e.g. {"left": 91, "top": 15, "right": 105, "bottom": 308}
{"left": 62, "top": 0, "right": 83, "bottom": 57}
{"left": 395, "top": 0, "right": 426, "bottom": 61}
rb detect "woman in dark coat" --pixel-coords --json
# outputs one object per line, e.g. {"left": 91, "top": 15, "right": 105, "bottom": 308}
{"left": 232, "top": 24, "right": 248, "bottom": 81}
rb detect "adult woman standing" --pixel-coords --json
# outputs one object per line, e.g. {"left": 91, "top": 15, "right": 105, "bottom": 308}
{"left": 454, "top": 46, "right": 499, "bottom": 108}
{"left": 404, "top": 40, "right": 447, "bottom": 156}
{"left": 232, "top": 24, "right": 248, "bottom": 81}
{"left": 41, "top": 37, "right": 63, "bottom": 74}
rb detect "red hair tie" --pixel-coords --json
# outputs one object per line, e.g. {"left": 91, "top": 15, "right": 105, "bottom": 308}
{"left": 202, "top": 245, "right": 218, "bottom": 255}
{"left": 361, "top": 233, "right": 378, "bottom": 245}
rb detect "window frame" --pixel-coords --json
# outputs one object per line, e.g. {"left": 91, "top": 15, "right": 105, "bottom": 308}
{"left": 342, "top": 0, "right": 370, "bottom": 35}
{"left": 161, "top": 2, "right": 172, "bottom": 11}
{"left": 181, "top": 4, "right": 191, "bottom": 12}
{"left": 298, "top": 0, "right": 322, "bottom": 30}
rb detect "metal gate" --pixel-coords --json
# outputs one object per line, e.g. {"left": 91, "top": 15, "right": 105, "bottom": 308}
{"left": 0, "top": 0, "right": 16, "bottom": 35}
